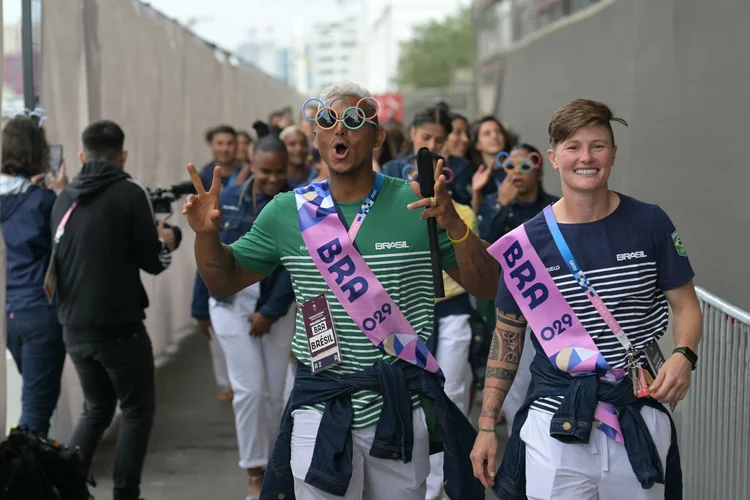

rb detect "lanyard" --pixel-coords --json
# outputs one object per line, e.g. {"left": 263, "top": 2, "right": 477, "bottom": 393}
{"left": 307, "top": 172, "right": 384, "bottom": 301}
{"left": 543, "top": 205, "right": 632, "bottom": 352}
{"left": 226, "top": 169, "right": 238, "bottom": 188}
{"left": 54, "top": 202, "right": 78, "bottom": 245}
{"left": 237, "top": 176, "right": 258, "bottom": 215}
{"left": 331, "top": 172, "right": 385, "bottom": 244}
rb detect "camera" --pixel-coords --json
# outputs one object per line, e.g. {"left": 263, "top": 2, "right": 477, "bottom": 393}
{"left": 146, "top": 181, "right": 196, "bottom": 215}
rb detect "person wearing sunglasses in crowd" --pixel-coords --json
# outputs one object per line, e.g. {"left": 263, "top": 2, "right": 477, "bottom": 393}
{"left": 381, "top": 106, "right": 473, "bottom": 206}
{"left": 183, "top": 81, "right": 496, "bottom": 500}
{"left": 482, "top": 143, "right": 558, "bottom": 245}
{"left": 471, "top": 99, "right": 701, "bottom": 500}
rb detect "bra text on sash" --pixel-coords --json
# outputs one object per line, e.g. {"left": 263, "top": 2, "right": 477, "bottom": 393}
{"left": 503, "top": 240, "right": 549, "bottom": 310}
{"left": 317, "top": 237, "right": 369, "bottom": 303}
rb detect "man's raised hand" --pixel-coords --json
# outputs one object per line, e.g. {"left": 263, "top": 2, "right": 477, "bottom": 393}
{"left": 182, "top": 164, "right": 222, "bottom": 233}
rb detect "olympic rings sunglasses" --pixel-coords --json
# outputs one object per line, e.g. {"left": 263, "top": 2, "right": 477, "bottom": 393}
{"left": 494, "top": 151, "right": 542, "bottom": 174}
{"left": 302, "top": 97, "right": 379, "bottom": 131}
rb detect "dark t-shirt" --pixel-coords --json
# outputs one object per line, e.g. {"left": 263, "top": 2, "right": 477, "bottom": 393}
{"left": 495, "top": 193, "right": 695, "bottom": 414}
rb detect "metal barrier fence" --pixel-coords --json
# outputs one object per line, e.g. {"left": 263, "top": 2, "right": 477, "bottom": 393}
{"left": 682, "top": 286, "right": 750, "bottom": 500}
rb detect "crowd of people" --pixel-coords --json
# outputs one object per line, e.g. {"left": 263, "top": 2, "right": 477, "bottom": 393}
{"left": 0, "top": 79, "right": 702, "bottom": 500}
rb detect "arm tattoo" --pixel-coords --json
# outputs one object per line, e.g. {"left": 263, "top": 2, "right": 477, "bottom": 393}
{"left": 496, "top": 310, "right": 528, "bottom": 328}
{"left": 486, "top": 366, "right": 517, "bottom": 381}
{"left": 489, "top": 326, "right": 523, "bottom": 364}
{"left": 500, "top": 328, "right": 522, "bottom": 364}
{"left": 489, "top": 333, "right": 500, "bottom": 360}
{"left": 480, "top": 388, "right": 508, "bottom": 421}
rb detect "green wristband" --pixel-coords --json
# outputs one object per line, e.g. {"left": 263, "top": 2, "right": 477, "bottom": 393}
{"left": 478, "top": 427, "right": 496, "bottom": 433}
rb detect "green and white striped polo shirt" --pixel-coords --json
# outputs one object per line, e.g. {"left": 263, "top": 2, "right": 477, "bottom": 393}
{"left": 230, "top": 176, "right": 456, "bottom": 428}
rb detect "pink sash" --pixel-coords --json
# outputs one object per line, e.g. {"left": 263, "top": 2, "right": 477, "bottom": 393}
{"left": 295, "top": 177, "right": 442, "bottom": 378}
{"left": 488, "top": 224, "right": 624, "bottom": 443}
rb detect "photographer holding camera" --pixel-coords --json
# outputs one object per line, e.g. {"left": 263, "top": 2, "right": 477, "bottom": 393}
{"left": 50, "top": 120, "right": 179, "bottom": 500}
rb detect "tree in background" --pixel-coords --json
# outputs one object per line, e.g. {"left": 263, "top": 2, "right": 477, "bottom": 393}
{"left": 395, "top": 6, "right": 473, "bottom": 90}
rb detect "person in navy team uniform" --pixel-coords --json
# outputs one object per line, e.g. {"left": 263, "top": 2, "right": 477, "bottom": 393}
{"left": 471, "top": 99, "right": 702, "bottom": 500}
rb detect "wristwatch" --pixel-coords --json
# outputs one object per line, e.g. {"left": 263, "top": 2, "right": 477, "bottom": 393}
{"left": 673, "top": 347, "right": 698, "bottom": 371}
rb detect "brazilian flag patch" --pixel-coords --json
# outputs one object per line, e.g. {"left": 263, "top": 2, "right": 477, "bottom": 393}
{"left": 671, "top": 231, "right": 687, "bottom": 257}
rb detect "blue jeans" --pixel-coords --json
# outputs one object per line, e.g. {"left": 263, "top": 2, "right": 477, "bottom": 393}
{"left": 6, "top": 304, "right": 66, "bottom": 436}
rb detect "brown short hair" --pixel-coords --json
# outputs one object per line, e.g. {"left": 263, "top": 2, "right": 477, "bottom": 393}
{"left": 548, "top": 99, "right": 628, "bottom": 147}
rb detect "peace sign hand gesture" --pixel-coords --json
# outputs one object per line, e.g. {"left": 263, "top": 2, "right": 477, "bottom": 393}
{"left": 182, "top": 164, "right": 222, "bottom": 234}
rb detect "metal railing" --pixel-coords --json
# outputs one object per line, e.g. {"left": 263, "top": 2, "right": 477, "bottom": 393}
{"left": 682, "top": 287, "right": 750, "bottom": 500}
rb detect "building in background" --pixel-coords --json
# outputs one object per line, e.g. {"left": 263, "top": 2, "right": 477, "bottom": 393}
{"left": 304, "top": 16, "right": 364, "bottom": 94}
{"left": 2, "top": 19, "right": 25, "bottom": 116}
{"left": 237, "top": 40, "right": 295, "bottom": 88}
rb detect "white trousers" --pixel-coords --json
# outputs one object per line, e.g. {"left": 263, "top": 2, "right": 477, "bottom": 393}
{"left": 208, "top": 325, "right": 230, "bottom": 388}
{"left": 283, "top": 357, "right": 296, "bottom": 405}
{"left": 500, "top": 326, "right": 534, "bottom": 430}
{"left": 521, "top": 407, "right": 672, "bottom": 500}
{"left": 209, "top": 285, "right": 296, "bottom": 469}
{"left": 290, "top": 408, "right": 431, "bottom": 499}
{"left": 426, "top": 314, "right": 473, "bottom": 500}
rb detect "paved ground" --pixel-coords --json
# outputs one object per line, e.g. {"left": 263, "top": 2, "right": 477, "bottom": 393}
{"left": 89, "top": 332, "right": 248, "bottom": 500}
{"left": 88, "top": 331, "right": 506, "bottom": 499}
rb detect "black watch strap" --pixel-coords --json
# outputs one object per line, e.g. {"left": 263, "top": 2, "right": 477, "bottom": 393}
{"left": 673, "top": 347, "right": 698, "bottom": 370}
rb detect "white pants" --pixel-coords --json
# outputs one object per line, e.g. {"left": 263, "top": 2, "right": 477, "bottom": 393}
{"left": 500, "top": 326, "right": 534, "bottom": 430}
{"left": 521, "top": 407, "right": 672, "bottom": 500}
{"left": 283, "top": 357, "right": 296, "bottom": 407}
{"left": 291, "top": 408, "right": 430, "bottom": 499}
{"left": 208, "top": 326, "right": 230, "bottom": 388}
{"left": 426, "top": 314, "right": 473, "bottom": 500}
{"left": 209, "top": 285, "right": 296, "bottom": 469}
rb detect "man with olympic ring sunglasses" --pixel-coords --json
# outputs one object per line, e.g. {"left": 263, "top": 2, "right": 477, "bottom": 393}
{"left": 182, "top": 81, "right": 496, "bottom": 500}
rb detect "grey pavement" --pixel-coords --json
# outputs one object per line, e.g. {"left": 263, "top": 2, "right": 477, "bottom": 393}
{"left": 87, "top": 330, "right": 506, "bottom": 499}
{"left": 89, "top": 331, "right": 248, "bottom": 500}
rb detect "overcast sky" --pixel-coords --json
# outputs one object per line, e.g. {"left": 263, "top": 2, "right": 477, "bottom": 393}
{"left": 3, "top": 0, "right": 468, "bottom": 93}
{"left": 5, "top": 0, "right": 468, "bottom": 52}
{"left": 144, "top": 0, "right": 357, "bottom": 51}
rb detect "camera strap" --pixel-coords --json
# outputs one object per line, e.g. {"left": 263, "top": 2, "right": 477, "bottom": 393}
{"left": 44, "top": 202, "right": 77, "bottom": 302}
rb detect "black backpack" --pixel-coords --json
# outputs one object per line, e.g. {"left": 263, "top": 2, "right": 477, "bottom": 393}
{"left": 0, "top": 427, "right": 91, "bottom": 500}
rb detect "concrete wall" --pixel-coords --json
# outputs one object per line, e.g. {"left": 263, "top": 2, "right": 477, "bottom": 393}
{"left": 491, "top": 0, "right": 749, "bottom": 310}
{"left": 28, "top": 0, "right": 302, "bottom": 442}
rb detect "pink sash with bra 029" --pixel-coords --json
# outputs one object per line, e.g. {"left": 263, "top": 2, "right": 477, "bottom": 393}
{"left": 294, "top": 174, "right": 443, "bottom": 379}
{"left": 487, "top": 223, "right": 625, "bottom": 443}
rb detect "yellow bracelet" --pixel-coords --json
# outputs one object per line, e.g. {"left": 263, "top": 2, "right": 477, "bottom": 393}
{"left": 448, "top": 224, "right": 471, "bottom": 244}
